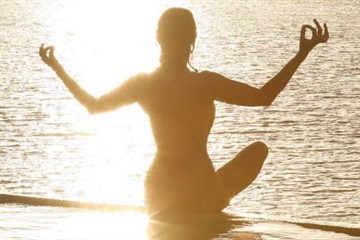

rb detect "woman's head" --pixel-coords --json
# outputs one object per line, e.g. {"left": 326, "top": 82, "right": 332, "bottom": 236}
{"left": 157, "top": 8, "right": 196, "bottom": 48}
{"left": 156, "top": 8, "right": 197, "bottom": 68}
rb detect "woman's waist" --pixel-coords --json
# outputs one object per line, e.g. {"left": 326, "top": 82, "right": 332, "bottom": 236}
{"left": 146, "top": 154, "right": 216, "bottom": 186}
{"left": 155, "top": 137, "right": 208, "bottom": 153}
{"left": 154, "top": 146, "right": 209, "bottom": 163}
{"left": 148, "top": 149, "right": 214, "bottom": 176}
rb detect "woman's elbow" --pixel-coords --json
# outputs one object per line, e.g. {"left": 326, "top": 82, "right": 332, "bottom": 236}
{"left": 246, "top": 92, "right": 273, "bottom": 106}
{"left": 261, "top": 98, "right": 273, "bottom": 106}
{"left": 86, "top": 102, "right": 114, "bottom": 114}
{"left": 256, "top": 90, "right": 276, "bottom": 106}
{"left": 87, "top": 105, "right": 107, "bottom": 115}
{"left": 255, "top": 95, "right": 274, "bottom": 106}
{"left": 87, "top": 107, "right": 98, "bottom": 115}
{"left": 244, "top": 88, "right": 273, "bottom": 106}
{"left": 84, "top": 100, "right": 101, "bottom": 114}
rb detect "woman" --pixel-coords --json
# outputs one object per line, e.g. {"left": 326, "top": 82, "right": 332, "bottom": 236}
{"left": 39, "top": 8, "right": 329, "bottom": 218}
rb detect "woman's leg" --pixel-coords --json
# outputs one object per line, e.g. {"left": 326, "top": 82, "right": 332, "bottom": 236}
{"left": 218, "top": 141, "right": 268, "bottom": 200}
{"left": 203, "top": 141, "right": 268, "bottom": 212}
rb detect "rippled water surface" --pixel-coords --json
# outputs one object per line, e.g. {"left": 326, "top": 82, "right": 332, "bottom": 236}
{"left": 1, "top": 0, "right": 359, "bottom": 239}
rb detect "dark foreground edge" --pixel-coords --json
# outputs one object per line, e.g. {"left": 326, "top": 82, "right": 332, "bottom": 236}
{"left": 1, "top": 193, "right": 359, "bottom": 237}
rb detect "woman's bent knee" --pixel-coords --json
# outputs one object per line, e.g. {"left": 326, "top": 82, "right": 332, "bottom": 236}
{"left": 253, "top": 141, "right": 269, "bottom": 158}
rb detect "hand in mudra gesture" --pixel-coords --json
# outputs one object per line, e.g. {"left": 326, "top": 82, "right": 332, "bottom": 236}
{"left": 299, "top": 19, "right": 329, "bottom": 56}
{"left": 39, "top": 43, "right": 60, "bottom": 70}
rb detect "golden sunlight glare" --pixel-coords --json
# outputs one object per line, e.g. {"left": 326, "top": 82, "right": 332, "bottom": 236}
{"left": 47, "top": 0, "right": 162, "bottom": 204}
{"left": 53, "top": 1, "right": 164, "bottom": 94}
{"left": 62, "top": 211, "right": 148, "bottom": 239}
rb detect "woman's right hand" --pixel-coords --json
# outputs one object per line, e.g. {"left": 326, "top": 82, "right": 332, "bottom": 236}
{"left": 39, "top": 43, "right": 60, "bottom": 70}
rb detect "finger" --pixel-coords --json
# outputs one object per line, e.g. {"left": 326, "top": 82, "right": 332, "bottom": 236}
{"left": 40, "top": 46, "right": 54, "bottom": 62}
{"left": 303, "top": 25, "right": 316, "bottom": 40}
{"left": 43, "top": 46, "right": 54, "bottom": 58}
{"left": 48, "top": 46, "right": 55, "bottom": 58}
{"left": 313, "top": 19, "right": 323, "bottom": 36}
{"left": 39, "top": 43, "right": 45, "bottom": 55}
{"left": 322, "top": 23, "right": 329, "bottom": 42}
{"left": 301, "top": 25, "right": 307, "bottom": 39}
{"left": 44, "top": 46, "right": 53, "bottom": 52}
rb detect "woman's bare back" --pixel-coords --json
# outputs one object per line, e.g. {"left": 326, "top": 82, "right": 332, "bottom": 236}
{"left": 138, "top": 69, "right": 215, "bottom": 157}
{"left": 137, "top": 69, "right": 220, "bottom": 216}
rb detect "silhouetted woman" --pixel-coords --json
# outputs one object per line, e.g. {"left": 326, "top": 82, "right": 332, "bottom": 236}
{"left": 39, "top": 8, "right": 328, "bottom": 218}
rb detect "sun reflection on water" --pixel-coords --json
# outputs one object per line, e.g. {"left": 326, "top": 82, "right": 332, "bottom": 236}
{"left": 65, "top": 106, "right": 154, "bottom": 205}
{"left": 62, "top": 210, "right": 148, "bottom": 240}
{"left": 44, "top": 1, "right": 163, "bottom": 204}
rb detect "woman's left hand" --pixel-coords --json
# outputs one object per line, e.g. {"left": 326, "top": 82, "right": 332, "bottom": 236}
{"left": 299, "top": 19, "right": 329, "bottom": 57}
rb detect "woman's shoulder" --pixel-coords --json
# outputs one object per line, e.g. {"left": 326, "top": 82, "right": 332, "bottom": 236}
{"left": 124, "top": 72, "right": 152, "bottom": 88}
{"left": 197, "top": 70, "right": 224, "bottom": 78}
{"left": 129, "top": 71, "right": 150, "bottom": 81}
{"left": 192, "top": 70, "right": 225, "bottom": 85}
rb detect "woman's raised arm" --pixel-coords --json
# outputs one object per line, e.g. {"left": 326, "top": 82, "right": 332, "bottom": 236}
{"left": 39, "top": 44, "right": 139, "bottom": 114}
{"left": 204, "top": 19, "right": 329, "bottom": 107}
{"left": 258, "top": 19, "right": 328, "bottom": 105}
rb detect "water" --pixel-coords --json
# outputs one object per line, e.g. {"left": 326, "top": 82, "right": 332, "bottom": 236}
{"left": 1, "top": 0, "right": 359, "bottom": 239}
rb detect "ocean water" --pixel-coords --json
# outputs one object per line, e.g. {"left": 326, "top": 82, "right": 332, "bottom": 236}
{"left": 1, "top": 0, "right": 359, "bottom": 239}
